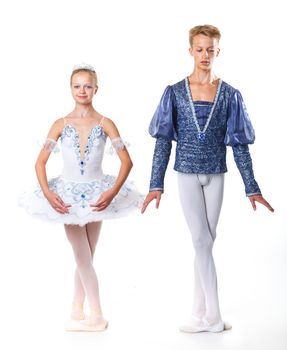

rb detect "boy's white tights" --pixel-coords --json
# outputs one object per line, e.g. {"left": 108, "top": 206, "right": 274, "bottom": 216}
{"left": 177, "top": 173, "right": 224, "bottom": 325}
{"left": 64, "top": 221, "right": 102, "bottom": 318}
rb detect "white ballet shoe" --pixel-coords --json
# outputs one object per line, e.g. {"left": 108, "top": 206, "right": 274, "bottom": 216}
{"left": 65, "top": 317, "right": 108, "bottom": 332}
{"left": 180, "top": 318, "right": 231, "bottom": 333}
{"left": 223, "top": 322, "right": 232, "bottom": 331}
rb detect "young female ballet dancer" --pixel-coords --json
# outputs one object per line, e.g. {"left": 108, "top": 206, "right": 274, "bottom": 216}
{"left": 141, "top": 25, "right": 274, "bottom": 333}
{"left": 19, "top": 63, "right": 143, "bottom": 332}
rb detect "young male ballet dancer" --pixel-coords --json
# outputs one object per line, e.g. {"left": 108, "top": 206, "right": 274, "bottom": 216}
{"left": 141, "top": 25, "right": 274, "bottom": 333}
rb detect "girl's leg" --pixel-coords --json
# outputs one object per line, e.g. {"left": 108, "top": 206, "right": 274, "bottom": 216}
{"left": 70, "top": 221, "right": 102, "bottom": 319}
{"left": 86, "top": 221, "right": 102, "bottom": 257}
{"left": 177, "top": 173, "right": 224, "bottom": 326}
{"left": 65, "top": 223, "right": 103, "bottom": 320}
{"left": 85, "top": 221, "right": 103, "bottom": 319}
{"left": 71, "top": 274, "right": 85, "bottom": 319}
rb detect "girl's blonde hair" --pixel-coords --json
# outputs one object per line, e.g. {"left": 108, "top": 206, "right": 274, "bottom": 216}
{"left": 189, "top": 25, "right": 221, "bottom": 46}
{"left": 70, "top": 68, "right": 98, "bottom": 86}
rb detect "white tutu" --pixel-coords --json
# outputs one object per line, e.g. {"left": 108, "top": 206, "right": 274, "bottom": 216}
{"left": 19, "top": 121, "right": 144, "bottom": 226}
{"left": 19, "top": 175, "right": 144, "bottom": 226}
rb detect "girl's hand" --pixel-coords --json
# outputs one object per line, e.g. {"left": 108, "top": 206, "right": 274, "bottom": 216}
{"left": 91, "top": 188, "right": 117, "bottom": 211}
{"left": 141, "top": 191, "right": 162, "bottom": 214}
{"left": 248, "top": 195, "right": 274, "bottom": 212}
{"left": 45, "top": 191, "right": 71, "bottom": 214}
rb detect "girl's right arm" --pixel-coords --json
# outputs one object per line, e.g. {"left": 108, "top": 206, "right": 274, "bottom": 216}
{"left": 35, "top": 118, "right": 70, "bottom": 214}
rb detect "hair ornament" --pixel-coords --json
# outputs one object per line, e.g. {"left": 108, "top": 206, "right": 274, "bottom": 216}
{"left": 72, "top": 63, "right": 96, "bottom": 72}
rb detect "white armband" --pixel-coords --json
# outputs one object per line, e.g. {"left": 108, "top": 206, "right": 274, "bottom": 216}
{"left": 107, "top": 137, "right": 129, "bottom": 155}
{"left": 42, "top": 138, "right": 60, "bottom": 153}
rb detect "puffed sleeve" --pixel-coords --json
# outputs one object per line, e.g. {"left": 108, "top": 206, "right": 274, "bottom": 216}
{"left": 148, "top": 86, "right": 177, "bottom": 192}
{"left": 224, "top": 89, "right": 255, "bottom": 146}
{"left": 149, "top": 85, "right": 177, "bottom": 141}
{"left": 225, "top": 90, "right": 261, "bottom": 196}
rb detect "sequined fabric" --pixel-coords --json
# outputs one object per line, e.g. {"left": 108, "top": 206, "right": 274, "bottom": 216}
{"left": 149, "top": 78, "right": 261, "bottom": 196}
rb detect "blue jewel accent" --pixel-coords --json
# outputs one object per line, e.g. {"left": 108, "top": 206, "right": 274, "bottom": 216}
{"left": 198, "top": 132, "right": 206, "bottom": 142}
{"left": 82, "top": 205, "right": 86, "bottom": 208}
{"left": 81, "top": 193, "right": 85, "bottom": 198}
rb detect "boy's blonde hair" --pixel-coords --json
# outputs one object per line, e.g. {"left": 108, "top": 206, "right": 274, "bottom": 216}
{"left": 189, "top": 25, "right": 221, "bottom": 46}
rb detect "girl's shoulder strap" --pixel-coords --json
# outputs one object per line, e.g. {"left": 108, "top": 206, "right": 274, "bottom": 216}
{"left": 99, "top": 116, "right": 105, "bottom": 127}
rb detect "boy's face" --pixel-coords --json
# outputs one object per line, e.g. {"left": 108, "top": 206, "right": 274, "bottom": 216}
{"left": 189, "top": 34, "right": 220, "bottom": 70}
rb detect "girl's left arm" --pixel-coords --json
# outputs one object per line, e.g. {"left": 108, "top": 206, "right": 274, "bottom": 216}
{"left": 91, "top": 118, "right": 133, "bottom": 211}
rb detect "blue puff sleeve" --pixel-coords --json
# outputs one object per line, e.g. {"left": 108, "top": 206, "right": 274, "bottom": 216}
{"left": 149, "top": 85, "right": 177, "bottom": 141}
{"left": 225, "top": 90, "right": 261, "bottom": 196}
{"left": 224, "top": 90, "right": 255, "bottom": 146}
{"left": 148, "top": 86, "right": 177, "bottom": 192}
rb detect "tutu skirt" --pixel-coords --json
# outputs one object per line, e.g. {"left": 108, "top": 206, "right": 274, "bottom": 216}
{"left": 19, "top": 175, "right": 144, "bottom": 226}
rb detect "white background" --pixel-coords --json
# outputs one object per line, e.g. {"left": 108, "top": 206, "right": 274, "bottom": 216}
{"left": 0, "top": 0, "right": 286, "bottom": 349}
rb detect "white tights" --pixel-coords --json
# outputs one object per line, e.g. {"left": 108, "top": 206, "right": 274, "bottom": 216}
{"left": 64, "top": 221, "right": 102, "bottom": 317}
{"left": 177, "top": 173, "right": 224, "bottom": 324}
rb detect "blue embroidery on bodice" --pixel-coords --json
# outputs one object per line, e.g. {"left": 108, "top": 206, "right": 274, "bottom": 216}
{"left": 61, "top": 124, "right": 106, "bottom": 175}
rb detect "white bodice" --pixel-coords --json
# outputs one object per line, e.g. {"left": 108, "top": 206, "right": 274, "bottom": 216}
{"left": 19, "top": 121, "right": 143, "bottom": 226}
{"left": 60, "top": 124, "right": 107, "bottom": 182}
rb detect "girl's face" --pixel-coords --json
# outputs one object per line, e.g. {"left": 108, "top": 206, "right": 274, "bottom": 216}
{"left": 71, "top": 72, "right": 98, "bottom": 105}
{"left": 189, "top": 34, "right": 220, "bottom": 71}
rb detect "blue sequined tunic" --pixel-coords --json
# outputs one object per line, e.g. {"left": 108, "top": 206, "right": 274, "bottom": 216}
{"left": 148, "top": 77, "right": 261, "bottom": 196}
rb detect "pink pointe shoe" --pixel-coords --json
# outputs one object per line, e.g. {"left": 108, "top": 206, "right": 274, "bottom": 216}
{"left": 65, "top": 316, "right": 108, "bottom": 332}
